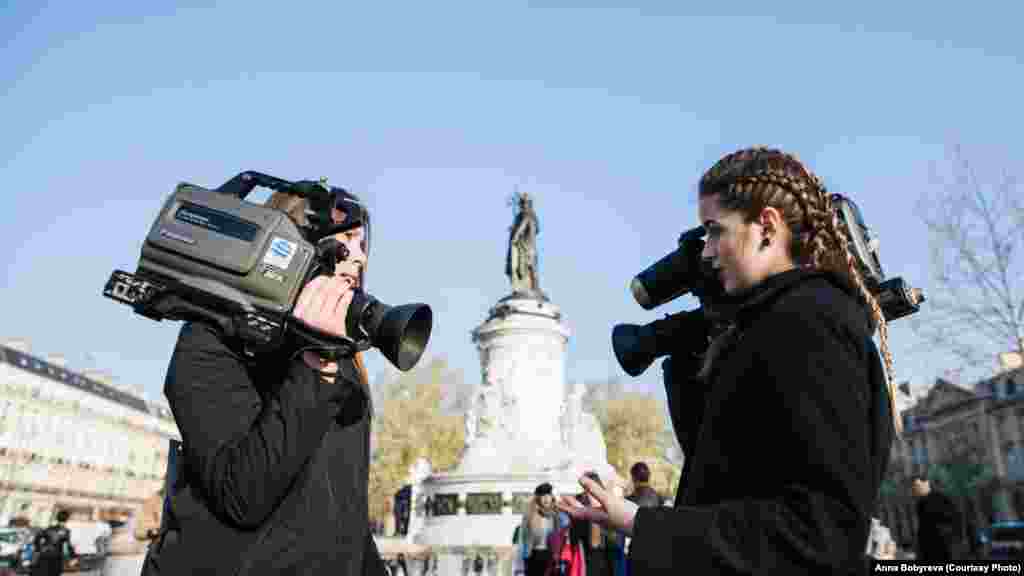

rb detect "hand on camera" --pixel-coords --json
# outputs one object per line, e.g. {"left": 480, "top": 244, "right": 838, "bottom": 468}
{"left": 293, "top": 274, "right": 355, "bottom": 377}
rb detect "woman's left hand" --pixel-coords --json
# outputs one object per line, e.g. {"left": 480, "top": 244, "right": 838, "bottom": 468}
{"left": 556, "top": 475, "right": 639, "bottom": 537}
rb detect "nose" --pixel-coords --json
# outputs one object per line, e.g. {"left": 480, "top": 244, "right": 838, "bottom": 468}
{"left": 344, "top": 238, "right": 366, "bottom": 264}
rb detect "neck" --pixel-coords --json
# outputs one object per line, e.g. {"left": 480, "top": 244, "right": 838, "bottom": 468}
{"left": 765, "top": 259, "right": 797, "bottom": 278}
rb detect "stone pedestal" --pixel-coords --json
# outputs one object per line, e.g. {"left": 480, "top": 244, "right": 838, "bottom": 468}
{"left": 458, "top": 295, "right": 569, "bottom": 475}
{"left": 413, "top": 292, "right": 619, "bottom": 552}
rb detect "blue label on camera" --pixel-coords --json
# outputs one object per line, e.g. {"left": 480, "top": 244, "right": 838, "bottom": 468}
{"left": 264, "top": 237, "right": 297, "bottom": 270}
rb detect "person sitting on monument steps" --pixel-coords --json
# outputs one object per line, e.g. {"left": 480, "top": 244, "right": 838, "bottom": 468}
{"left": 519, "top": 483, "right": 559, "bottom": 576}
{"left": 557, "top": 147, "right": 897, "bottom": 575}
{"left": 141, "top": 188, "right": 387, "bottom": 575}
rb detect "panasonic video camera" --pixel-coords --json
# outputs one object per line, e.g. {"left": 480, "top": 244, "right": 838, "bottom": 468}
{"left": 103, "top": 171, "right": 432, "bottom": 371}
{"left": 612, "top": 194, "right": 926, "bottom": 376}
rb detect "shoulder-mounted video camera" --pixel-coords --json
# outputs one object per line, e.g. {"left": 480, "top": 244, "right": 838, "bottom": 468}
{"left": 612, "top": 194, "right": 925, "bottom": 376}
{"left": 103, "top": 171, "right": 432, "bottom": 370}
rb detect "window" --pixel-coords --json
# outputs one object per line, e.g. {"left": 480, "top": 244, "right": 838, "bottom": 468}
{"left": 912, "top": 440, "right": 929, "bottom": 468}
{"left": 1006, "top": 442, "right": 1024, "bottom": 482}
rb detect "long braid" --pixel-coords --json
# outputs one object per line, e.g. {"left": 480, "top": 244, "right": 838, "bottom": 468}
{"left": 793, "top": 168, "right": 901, "bottom": 436}
{"left": 818, "top": 197, "right": 901, "bottom": 435}
{"left": 697, "top": 147, "right": 901, "bottom": 435}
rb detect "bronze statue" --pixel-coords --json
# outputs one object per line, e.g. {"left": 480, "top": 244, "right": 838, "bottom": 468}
{"left": 505, "top": 191, "right": 544, "bottom": 298}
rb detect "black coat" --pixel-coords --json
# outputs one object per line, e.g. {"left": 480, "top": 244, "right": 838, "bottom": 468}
{"left": 629, "top": 269, "right": 895, "bottom": 575}
{"left": 142, "top": 322, "right": 387, "bottom": 576}
{"left": 915, "top": 491, "right": 965, "bottom": 561}
{"left": 30, "top": 524, "right": 72, "bottom": 576}
{"left": 627, "top": 486, "right": 663, "bottom": 509}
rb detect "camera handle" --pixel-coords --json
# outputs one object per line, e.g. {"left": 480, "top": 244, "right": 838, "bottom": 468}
{"left": 215, "top": 171, "right": 298, "bottom": 200}
{"left": 286, "top": 317, "right": 371, "bottom": 362}
{"left": 217, "top": 171, "right": 347, "bottom": 245}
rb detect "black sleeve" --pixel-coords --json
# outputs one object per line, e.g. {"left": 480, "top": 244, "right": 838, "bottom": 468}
{"left": 631, "top": 309, "right": 885, "bottom": 573}
{"left": 661, "top": 353, "right": 710, "bottom": 461}
{"left": 363, "top": 531, "right": 389, "bottom": 576}
{"left": 164, "top": 322, "right": 349, "bottom": 528}
{"left": 935, "top": 496, "right": 964, "bottom": 551}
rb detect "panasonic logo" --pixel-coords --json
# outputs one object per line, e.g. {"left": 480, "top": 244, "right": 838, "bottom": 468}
{"left": 160, "top": 229, "right": 196, "bottom": 245}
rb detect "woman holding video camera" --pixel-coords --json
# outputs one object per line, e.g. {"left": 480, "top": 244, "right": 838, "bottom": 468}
{"left": 142, "top": 189, "right": 388, "bottom": 575}
{"left": 559, "top": 147, "right": 898, "bottom": 574}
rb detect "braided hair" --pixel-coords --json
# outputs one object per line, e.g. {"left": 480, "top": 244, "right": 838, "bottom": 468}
{"left": 696, "top": 146, "right": 901, "bottom": 435}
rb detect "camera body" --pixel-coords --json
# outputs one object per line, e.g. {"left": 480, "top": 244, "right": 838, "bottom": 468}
{"left": 629, "top": 194, "right": 923, "bottom": 321}
{"left": 613, "top": 194, "right": 925, "bottom": 377}
{"left": 104, "top": 172, "right": 432, "bottom": 371}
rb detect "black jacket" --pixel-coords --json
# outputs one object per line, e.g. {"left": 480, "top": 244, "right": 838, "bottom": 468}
{"left": 629, "top": 269, "right": 895, "bottom": 575}
{"left": 627, "top": 486, "right": 663, "bottom": 509}
{"left": 915, "top": 491, "right": 965, "bottom": 561}
{"left": 142, "top": 322, "right": 387, "bottom": 576}
{"left": 31, "top": 524, "right": 72, "bottom": 576}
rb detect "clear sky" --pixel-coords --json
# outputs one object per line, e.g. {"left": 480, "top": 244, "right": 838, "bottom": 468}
{"left": 2, "top": 2, "right": 1022, "bottom": 403}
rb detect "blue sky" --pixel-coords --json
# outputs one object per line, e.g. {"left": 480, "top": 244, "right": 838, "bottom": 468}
{"left": 2, "top": 2, "right": 1022, "bottom": 403}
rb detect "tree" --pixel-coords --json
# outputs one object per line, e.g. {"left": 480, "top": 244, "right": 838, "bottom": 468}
{"left": 928, "top": 459, "right": 996, "bottom": 501}
{"left": 580, "top": 374, "right": 625, "bottom": 415}
{"left": 591, "top": 390, "right": 678, "bottom": 496}
{"left": 368, "top": 357, "right": 466, "bottom": 523}
{"left": 912, "top": 144, "right": 1024, "bottom": 373}
{"left": 928, "top": 455, "right": 996, "bottom": 542}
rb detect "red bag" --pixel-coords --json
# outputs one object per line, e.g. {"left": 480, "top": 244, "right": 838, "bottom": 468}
{"left": 546, "top": 524, "right": 585, "bottom": 576}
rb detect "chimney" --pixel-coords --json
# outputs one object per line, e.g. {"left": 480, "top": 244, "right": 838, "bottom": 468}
{"left": 999, "top": 351, "right": 1023, "bottom": 373}
{"left": 46, "top": 355, "right": 67, "bottom": 368}
{"left": 4, "top": 339, "right": 30, "bottom": 353}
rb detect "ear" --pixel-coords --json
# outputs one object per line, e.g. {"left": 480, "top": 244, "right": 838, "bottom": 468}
{"left": 757, "top": 206, "right": 786, "bottom": 239}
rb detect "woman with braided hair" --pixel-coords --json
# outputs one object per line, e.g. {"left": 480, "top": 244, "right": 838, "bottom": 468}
{"left": 559, "top": 147, "right": 897, "bottom": 574}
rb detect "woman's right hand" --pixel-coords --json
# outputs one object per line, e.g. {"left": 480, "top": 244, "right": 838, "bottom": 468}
{"left": 293, "top": 274, "right": 355, "bottom": 376}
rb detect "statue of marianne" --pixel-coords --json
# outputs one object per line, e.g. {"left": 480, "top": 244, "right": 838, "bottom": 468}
{"left": 505, "top": 191, "right": 544, "bottom": 298}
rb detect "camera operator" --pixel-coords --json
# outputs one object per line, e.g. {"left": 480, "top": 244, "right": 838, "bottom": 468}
{"left": 559, "top": 147, "right": 897, "bottom": 574}
{"left": 141, "top": 189, "right": 388, "bottom": 575}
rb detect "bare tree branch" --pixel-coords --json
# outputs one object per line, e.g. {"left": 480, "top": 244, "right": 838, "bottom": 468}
{"left": 912, "top": 144, "right": 1024, "bottom": 373}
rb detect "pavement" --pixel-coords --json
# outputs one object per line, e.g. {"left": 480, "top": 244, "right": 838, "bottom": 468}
{"left": 2, "top": 554, "right": 147, "bottom": 576}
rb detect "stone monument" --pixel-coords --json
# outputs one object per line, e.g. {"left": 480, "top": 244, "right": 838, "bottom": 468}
{"left": 411, "top": 192, "right": 618, "bottom": 576}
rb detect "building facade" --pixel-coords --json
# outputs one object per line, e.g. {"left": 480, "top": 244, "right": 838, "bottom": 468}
{"left": 880, "top": 358, "right": 1024, "bottom": 548}
{"left": 0, "top": 341, "right": 179, "bottom": 527}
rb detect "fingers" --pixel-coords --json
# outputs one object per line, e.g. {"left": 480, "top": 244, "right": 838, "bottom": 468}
{"left": 557, "top": 494, "right": 580, "bottom": 511}
{"left": 293, "top": 276, "right": 325, "bottom": 319}
{"left": 318, "top": 275, "right": 346, "bottom": 317}
{"left": 293, "top": 275, "right": 354, "bottom": 337}
{"left": 556, "top": 495, "right": 609, "bottom": 524}
{"left": 579, "top": 476, "right": 608, "bottom": 509}
{"left": 332, "top": 277, "right": 355, "bottom": 318}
